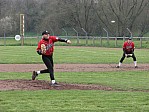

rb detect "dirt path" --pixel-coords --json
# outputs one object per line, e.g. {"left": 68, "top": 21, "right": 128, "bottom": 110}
{"left": 0, "top": 64, "right": 148, "bottom": 91}
{"left": 0, "top": 64, "right": 149, "bottom": 72}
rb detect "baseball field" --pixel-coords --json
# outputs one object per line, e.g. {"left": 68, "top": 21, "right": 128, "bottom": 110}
{"left": 0, "top": 46, "right": 149, "bottom": 111}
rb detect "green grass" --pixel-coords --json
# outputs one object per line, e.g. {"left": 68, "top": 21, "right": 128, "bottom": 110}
{"left": 0, "top": 71, "right": 149, "bottom": 112}
{"left": 1, "top": 90, "right": 149, "bottom": 112}
{"left": 57, "top": 71, "right": 149, "bottom": 91}
{"left": 0, "top": 46, "right": 149, "bottom": 111}
{"left": 0, "top": 46, "right": 149, "bottom": 64}
{"left": 1, "top": 71, "right": 149, "bottom": 91}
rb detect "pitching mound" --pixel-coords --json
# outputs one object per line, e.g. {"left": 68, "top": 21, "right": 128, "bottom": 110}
{"left": 0, "top": 64, "right": 149, "bottom": 91}
{"left": 0, "top": 79, "right": 113, "bottom": 91}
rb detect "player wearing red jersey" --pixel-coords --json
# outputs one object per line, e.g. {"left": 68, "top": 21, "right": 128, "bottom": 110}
{"left": 32, "top": 30, "right": 71, "bottom": 86}
{"left": 116, "top": 37, "right": 137, "bottom": 68}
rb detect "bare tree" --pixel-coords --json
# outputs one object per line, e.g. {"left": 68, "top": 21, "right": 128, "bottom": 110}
{"left": 93, "top": 0, "right": 149, "bottom": 36}
{"left": 58, "top": 0, "right": 101, "bottom": 35}
{"left": 0, "top": 0, "right": 149, "bottom": 37}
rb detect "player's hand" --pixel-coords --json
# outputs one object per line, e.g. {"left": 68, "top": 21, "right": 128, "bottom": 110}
{"left": 67, "top": 40, "right": 71, "bottom": 44}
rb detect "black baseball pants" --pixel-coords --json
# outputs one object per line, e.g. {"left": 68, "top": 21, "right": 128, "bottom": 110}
{"left": 40, "top": 55, "right": 55, "bottom": 80}
{"left": 120, "top": 52, "right": 137, "bottom": 63}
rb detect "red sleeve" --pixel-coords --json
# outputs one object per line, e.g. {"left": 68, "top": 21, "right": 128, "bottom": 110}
{"left": 49, "top": 36, "right": 59, "bottom": 42}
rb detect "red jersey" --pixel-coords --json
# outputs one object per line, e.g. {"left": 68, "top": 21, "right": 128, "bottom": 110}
{"left": 123, "top": 41, "right": 134, "bottom": 54}
{"left": 37, "top": 36, "right": 58, "bottom": 56}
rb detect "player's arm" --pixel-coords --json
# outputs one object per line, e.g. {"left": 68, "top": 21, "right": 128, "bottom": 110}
{"left": 36, "top": 42, "right": 42, "bottom": 55}
{"left": 58, "top": 38, "right": 71, "bottom": 44}
{"left": 51, "top": 36, "right": 71, "bottom": 44}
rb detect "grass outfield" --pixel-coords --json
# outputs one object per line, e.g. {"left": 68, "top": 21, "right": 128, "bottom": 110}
{"left": 0, "top": 46, "right": 149, "bottom": 111}
{"left": 0, "top": 72, "right": 149, "bottom": 111}
{"left": 1, "top": 71, "right": 149, "bottom": 91}
{"left": 0, "top": 46, "right": 149, "bottom": 64}
{"left": 1, "top": 90, "right": 149, "bottom": 112}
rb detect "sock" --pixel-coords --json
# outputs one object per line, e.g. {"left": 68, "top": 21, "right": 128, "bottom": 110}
{"left": 52, "top": 80, "right": 55, "bottom": 84}
{"left": 134, "top": 61, "right": 137, "bottom": 66}
{"left": 118, "top": 62, "right": 122, "bottom": 66}
{"left": 37, "top": 71, "right": 40, "bottom": 75}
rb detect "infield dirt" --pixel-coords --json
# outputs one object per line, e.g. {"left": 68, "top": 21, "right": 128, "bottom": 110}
{"left": 0, "top": 64, "right": 148, "bottom": 91}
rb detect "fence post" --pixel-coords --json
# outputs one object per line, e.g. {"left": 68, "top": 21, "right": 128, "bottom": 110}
{"left": 103, "top": 28, "right": 109, "bottom": 46}
{"left": 62, "top": 28, "right": 67, "bottom": 37}
{"left": 115, "top": 36, "right": 117, "bottom": 47}
{"left": 123, "top": 36, "right": 125, "bottom": 42}
{"left": 73, "top": 28, "right": 79, "bottom": 44}
{"left": 4, "top": 32, "right": 6, "bottom": 46}
{"left": 81, "top": 28, "right": 88, "bottom": 46}
{"left": 126, "top": 28, "right": 133, "bottom": 38}
{"left": 140, "top": 37, "right": 142, "bottom": 48}
{"left": 93, "top": 36, "right": 95, "bottom": 46}
{"left": 100, "top": 36, "right": 102, "bottom": 47}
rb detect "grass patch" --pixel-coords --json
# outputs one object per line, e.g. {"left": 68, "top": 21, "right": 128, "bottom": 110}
{"left": 1, "top": 71, "right": 149, "bottom": 91}
{"left": 56, "top": 71, "right": 149, "bottom": 91}
{"left": 0, "top": 45, "right": 149, "bottom": 112}
{"left": 1, "top": 90, "right": 149, "bottom": 112}
{"left": 0, "top": 46, "right": 149, "bottom": 64}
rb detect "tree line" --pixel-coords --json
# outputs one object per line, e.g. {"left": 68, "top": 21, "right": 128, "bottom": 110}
{"left": 0, "top": 0, "right": 149, "bottom": 37}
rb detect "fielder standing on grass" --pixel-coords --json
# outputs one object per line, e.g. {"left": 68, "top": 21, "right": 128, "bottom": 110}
{"left": 32, "top": 30, "right": 71, "bottom": 86}
{"left": 116, "top": 37, "right": 138, "bottom": 68}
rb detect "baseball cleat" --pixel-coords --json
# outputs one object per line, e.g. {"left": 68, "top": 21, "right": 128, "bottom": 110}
{"left": 32, "top": 71, "right": 38, "bottom": 80}
{"left": 135, "top": 66, "right": 138, "bottom": 68}
{"left": 116, "top": 66, "right": 120, "bottom": 68}
{"left": 50, "top": 82, "right": 61, "bottom": 87}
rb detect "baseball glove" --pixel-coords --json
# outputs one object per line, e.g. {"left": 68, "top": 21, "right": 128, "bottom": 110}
{"left": 41, "top": 44, "right": 46, "bottom": 54}
{"left": 126, "top": 54, "right": 133, "bottom": 58}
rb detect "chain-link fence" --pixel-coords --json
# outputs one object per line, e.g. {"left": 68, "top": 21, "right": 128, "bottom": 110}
{"left": 0, "top": 36, "right": 149, "bottom": 48}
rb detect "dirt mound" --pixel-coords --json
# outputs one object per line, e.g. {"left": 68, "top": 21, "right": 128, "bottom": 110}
{"left": 0, "top": 79, "right": 113, "bottom": 91}
{"left": 0, "top": 64, "right": 149, "bottom": 91}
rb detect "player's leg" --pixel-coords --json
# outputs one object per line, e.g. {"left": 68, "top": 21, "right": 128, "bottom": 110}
{"left": 47, "top": 55, "right": 57, "bottom": 84}
{"left": 41, "top": 55, "right": 59, "bottom": 86}
{"left": 120, "top": 53, "right": 126, "bottom": 63}
{"left": 42, "top": 55, "right": 55, "bottom": 81}
{"left": 32, "top": 55, "right": 55, "bottom": 81}
{"left": 132, "top": 53, "right": 137, "bottom": 68}
{"left": 32, "top": 56, "right": 50, "bottom": 80}
{"left": 116, "top": 53, "right": 125, "bottom": 68}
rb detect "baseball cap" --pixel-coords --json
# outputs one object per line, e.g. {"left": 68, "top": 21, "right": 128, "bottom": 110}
{"left": 42, "top": 30, "right": 50, "bottom": 35}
